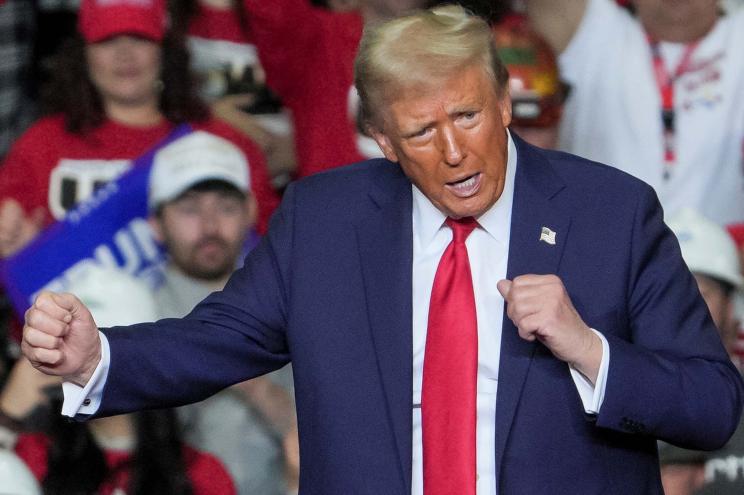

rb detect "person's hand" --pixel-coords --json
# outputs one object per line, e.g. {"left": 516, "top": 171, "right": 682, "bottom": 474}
{"left": 497, "top": 274, "right": 602, "bottom": 383}
{"left": 212, "top": 94, "right": 266, "bottom": 141}
{"left": 0, "top": 199, "right": 45, "bottom": 258}
{"left": 22, "top": 291, "right": 102, "bottom": 387}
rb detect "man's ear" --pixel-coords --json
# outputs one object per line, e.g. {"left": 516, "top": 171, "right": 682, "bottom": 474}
{"left": 500, "top": 89, "right": 513, "bottom": 128}
{"left": 369, "top": 126, "right": 400, "bottom": 163}
{"left": 147, "top": 215, "right": 165, "bottom": 244}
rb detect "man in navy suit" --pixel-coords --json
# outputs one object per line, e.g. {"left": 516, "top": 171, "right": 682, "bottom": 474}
{"left": 21, "top": 5, "right": 743, "bottom": 494}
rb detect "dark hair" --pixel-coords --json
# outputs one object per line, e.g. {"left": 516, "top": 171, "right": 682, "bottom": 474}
{"left": 153, "top": 179, "right": 247, "bottom": 217}
{"left": 183, "top": 179, "right": 246, "bottom": 197}
{"left": 42, "top": 32, "right": 209, "bottom": 134}
{"left": 42, "top": 408, "right": 194, "bottom": 495}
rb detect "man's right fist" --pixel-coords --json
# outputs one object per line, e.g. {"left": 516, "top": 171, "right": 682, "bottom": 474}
{"left": 22, "top": 291, "right": 101, "bottom": 387}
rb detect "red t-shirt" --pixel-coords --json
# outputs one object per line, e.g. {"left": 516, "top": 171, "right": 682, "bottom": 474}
{"left": 0, "top": 115, "right": 278, "bottom": 233}
{"left": 244, "top": 0, "right": 366, "bottom": 177}
{"left": 15, "top": 432, "right": 236, "bottom": 495}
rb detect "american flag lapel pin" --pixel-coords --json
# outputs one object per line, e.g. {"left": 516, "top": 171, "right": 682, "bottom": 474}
{"left": 539, "top": 226, "right": 556, "bottom": 245}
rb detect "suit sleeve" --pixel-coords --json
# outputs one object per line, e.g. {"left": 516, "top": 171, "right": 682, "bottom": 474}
{"left": 596, "top": 183, "right": 744, "bottom": 450}
{"left": 95, "top": 184, "right": 297, "bottom": 417}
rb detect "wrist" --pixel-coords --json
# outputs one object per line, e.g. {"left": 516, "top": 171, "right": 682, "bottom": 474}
{"left": 69, "top": 337, "right": 102, "bottom": 387}
{"left": 570, "top": 328, "right": 602, "bottom": 385}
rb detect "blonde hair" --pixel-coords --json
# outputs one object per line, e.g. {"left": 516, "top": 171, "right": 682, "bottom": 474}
{"left": 354, "top": 5, "right": 508, "bottom": 129}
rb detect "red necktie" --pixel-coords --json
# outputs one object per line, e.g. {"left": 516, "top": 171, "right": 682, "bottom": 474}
{"left": 422, "top": 217, "right": 478, "bottom": 495}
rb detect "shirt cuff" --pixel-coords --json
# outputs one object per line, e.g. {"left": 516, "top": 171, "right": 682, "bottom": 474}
{"left": 61, "top": 332, "right": 110, "bottom": 418}
{"left": 569, "top": 328, "right": 609, "bottom": 415}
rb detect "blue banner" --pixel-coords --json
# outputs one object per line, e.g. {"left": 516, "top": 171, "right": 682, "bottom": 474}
{"left": 0, "top": 125, "right": 193, "bottom": 316}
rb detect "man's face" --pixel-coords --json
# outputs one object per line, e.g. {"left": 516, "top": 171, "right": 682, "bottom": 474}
{"left": 371, "top": 65, "right": 512, "bottom": 219}
{"left": 150, "top": 189, "right": 256, "bottom": 281}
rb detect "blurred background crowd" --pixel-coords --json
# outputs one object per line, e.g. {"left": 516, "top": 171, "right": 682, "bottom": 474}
{"left": 0, "top": 0, "right": 743, "bottom": 494}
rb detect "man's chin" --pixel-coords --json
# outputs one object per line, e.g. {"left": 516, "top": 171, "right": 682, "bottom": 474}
{"left": 440, "top": 198, "right": 492, "bottom": 219}
{"left": 183, "top": 260, "right": 234, "bottom": 282}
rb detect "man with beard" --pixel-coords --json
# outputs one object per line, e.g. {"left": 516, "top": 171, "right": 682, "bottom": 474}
{"left": 148, "top": 131, "right": 258, "bottom": 317}
{"left": 148, "top": 130, "right": 298, "bottom": 495}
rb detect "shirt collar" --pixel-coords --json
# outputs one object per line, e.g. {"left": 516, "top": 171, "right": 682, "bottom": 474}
{"left": 412, "top": 130, "right": 518, "bottom": 247}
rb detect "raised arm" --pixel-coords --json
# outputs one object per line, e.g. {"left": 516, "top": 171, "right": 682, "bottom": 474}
{"left": 525, "top": 0, "right": 589, "bottom": 53}
{"left": 86, "top": 184, "right": 298, "bottom": 417}
{"left": 22, "top": 182, "right": 298, "bottom": 418}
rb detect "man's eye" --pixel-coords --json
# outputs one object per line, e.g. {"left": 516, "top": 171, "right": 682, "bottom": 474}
{"left": 219, "top": 203, "right": 243, "bottom": 215}
{"left": 461, "top": 111, "right": 477, "bottom": 120}
{"left": 410, "top": 127, "right": 431, "bottom": 138}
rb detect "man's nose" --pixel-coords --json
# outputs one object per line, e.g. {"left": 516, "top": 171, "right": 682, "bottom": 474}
{"left": 112, "top": 36, "right": 138, "bottom": 55}
{"left": 199, "top": 209, "right": 221, "bottom": 233}
{"left": 440, "top": 126, "right": 465, "bottom": 166}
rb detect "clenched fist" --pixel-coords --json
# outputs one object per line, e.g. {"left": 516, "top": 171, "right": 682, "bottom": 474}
{"left": 22, "top": 291, "right": 102, "bottom": 387}
{"left": 497, "top": 274, "right": 602, "bottom": 384}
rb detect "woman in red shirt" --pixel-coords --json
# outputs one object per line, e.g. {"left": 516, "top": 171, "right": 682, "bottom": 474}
{"left": 0, "top": 0, "right": 278, "bottom": 259}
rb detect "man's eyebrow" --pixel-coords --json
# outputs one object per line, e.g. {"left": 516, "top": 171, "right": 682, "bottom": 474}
{"left": 448, "top": 102, "right": 482, "bottom": 116}
{"left": 402, "top": 120, "right": 435, "bottom": 137}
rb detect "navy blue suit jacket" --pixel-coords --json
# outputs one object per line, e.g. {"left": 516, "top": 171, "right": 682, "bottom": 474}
{"left": 99, "top": 136, "right": 743, "bottom": 494}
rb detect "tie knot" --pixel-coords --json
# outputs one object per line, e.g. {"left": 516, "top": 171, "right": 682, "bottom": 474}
{"left": 445, "top": 217, "right": 478, "bottom": 243}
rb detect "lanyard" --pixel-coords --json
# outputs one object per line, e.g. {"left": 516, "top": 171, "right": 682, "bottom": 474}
{"left": 647, "top": 35, "right": 700, "bottom": 180}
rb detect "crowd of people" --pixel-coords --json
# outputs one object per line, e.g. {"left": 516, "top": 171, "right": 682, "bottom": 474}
{"left": 1, "top": 0, "right": 743, "bottom": 494}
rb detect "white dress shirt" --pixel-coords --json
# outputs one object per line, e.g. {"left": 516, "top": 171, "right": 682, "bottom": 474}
{"left": 63, "top": 133, "right": 610, "bottom": 495}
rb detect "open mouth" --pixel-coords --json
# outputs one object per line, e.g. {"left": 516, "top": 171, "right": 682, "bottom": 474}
{"left": 446, "top": 173, "right": 481, "bottom": 198}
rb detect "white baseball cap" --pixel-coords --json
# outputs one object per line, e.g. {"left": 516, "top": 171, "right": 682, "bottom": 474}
{"left": 148, "top": 131, "right": 250, "bottom": 211}
{"left": 668, "top": 208, "right": 743, "bottom": 288}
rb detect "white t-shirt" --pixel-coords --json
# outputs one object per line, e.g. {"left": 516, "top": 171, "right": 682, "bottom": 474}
{"left": 559, "top": 0, "right": 744, "bottom": 226}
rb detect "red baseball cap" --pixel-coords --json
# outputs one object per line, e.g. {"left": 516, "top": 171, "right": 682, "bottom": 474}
{"left": 78, "top": 0, "right": 167, "bottom": 43}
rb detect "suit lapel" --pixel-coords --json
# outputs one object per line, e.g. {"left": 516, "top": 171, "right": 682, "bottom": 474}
{"left": 495, "top": 137, "right": 572, "bottom": 480}
{"left": 356, "top": 162, "right": 414, "bottom": 495}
